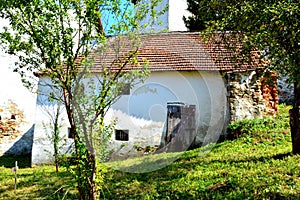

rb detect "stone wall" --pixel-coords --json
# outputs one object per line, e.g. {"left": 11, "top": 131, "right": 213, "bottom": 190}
{"left": 261, "top": 73, "right": 278, "bottom": 115}
{"left": 227, "top": 70, "right": 278, "bottom": 122}
{"left": 0, "top": 100, "right": 33, "bottom": 156}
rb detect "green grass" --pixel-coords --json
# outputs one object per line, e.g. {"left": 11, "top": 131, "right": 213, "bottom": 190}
{"left": 0, "top": 163, "right": 77, "bottom": 200}
{"left": 0, "top": 155, "right": 31, "bottom": 168}
{"left": 1, "top": 104, "right": 300, "bottom": 199}
{"left": 101, "top": 104, "right": 300, "bottom": 199}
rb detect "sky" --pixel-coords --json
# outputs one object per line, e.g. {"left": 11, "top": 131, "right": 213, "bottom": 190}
{"left": 101, "top": 0, "right": 135, "bottom": 35}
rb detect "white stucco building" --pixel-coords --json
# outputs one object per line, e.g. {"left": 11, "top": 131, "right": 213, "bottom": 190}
{"left": 0, "top": 19, "right": 37, "bottom": 156}
{"left": 32, "top": 0, "right": 195, "bottom": 165}
{"left": 0, "top": 0, "right": 277, "bottom": 166}
{"left": 32, "top": 31, "right": 274, "bottom": 165}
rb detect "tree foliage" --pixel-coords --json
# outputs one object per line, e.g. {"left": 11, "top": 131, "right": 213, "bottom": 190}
{"left": 184, "top": 0, "right": 231, "bottom": 31}
{"left": 0, "top": 0, "right": 162, "bottom": 199}
{"left": 185, "top": 0, "right": 299, "bottom": 79}
{"left": 185, "top": 0, "right": 300, "bottom": 153}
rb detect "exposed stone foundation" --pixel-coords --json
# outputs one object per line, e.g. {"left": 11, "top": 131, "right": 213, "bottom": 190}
{"left": 261, "top": 73, "right": 278, "bottom": 115}
{"left": 227, "top": 70, "right": 278, "bottom": 122}
{"left": 0, "top": 101, "right": 24, "bottom": 144}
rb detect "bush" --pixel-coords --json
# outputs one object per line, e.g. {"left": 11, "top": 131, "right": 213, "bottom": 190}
{"left": 58, "top": 154, "right": 77, "bottom": 166}
{"left": 226, "top": 104, "right": 291, "bottom": 140}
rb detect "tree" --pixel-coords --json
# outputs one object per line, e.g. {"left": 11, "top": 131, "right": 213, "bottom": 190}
{"left": 0, "top": 0, "right": 162, "bottom": 199}
{"left": 38, "top": 87, "right": 65, "bottom": 173}
{"left": 183, "top": 0, "right": 230, "bottom": 31}
{"left": 185, "top": 0, "right": 300, "bottom": 153}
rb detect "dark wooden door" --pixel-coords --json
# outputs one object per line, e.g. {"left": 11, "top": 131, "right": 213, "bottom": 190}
{"left": 165, "top": 103, "right": 196, "bottom": 151}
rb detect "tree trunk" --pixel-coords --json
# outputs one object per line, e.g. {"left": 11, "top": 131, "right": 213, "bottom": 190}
{"left": 88, "top": 154, "right": 97, "bottom": 200}
{"left": 54, "top": 109, "right": 60, "bottom": 173}
{"left": 71, "top": 126, "right": 87, "bottom": 200}
{"left": 73, "top": 130, "right": 97, "bottom": 200}
{"left": 54, "top": 135, "right": 59, "bottom": 173}
{"left": 291, "top": 79, "right": 300, "bottom": 154}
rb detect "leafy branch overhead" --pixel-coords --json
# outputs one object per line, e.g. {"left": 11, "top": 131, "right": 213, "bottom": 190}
{"left": 0, "top": 0, "right": 156, "bottom": 86}
{"left": 0, "top": 0, "right": 163, "bottom": 199}
{"left": 185, "top": 0, "right": 299, "bottom": 78}
{"left": 185, "top": 0, "right": 300, "bottom": 154}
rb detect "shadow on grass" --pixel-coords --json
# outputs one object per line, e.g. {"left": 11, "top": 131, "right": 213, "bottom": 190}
{"left": 0, "top": 165, "right": 77, "bottom": 200}
{"left": 102, "top": 150, "right": 300, "bottom": 199}
{"left": 0, "top": 154, "right": 31, "bottom": 168}
{"left": 271, "top": 152, "right": 293, "bottom": 160}
{"left": 18, "top": 169, "right": 77, "bottom": 199}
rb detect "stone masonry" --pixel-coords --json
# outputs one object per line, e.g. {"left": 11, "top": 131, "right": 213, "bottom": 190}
{"left": 227, "top": 70, "right": 278, "bottom": 122}
{"left": 0, "top": 100, "right": 33, "bottom": 156}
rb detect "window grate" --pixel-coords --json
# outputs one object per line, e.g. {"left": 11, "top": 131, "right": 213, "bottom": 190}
{"left": 115, "top": 129, "right": 129, "bottom": 141}
{"left": 68, "top": 128, "right": 74, "bottom": 138}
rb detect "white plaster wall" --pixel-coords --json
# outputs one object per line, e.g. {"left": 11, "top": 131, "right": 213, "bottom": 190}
{"left": 169, "top": 0, "right": 189, "bottom": 31}
{"left": 0, "top": 20, "right": 36, "bottom": 127}
{"left": 32, "top": 70, "right": 227, "bottom": 164}
{"left": 0, "top": 20, "right": 37, "bottom": 156}
{"left": 108, "top": 71, "right": 227, "bottom": 150}
{"left": 138, "top": 0, "right": 189, "bottom": 32}
{"left": 32, "top": 77, "right": 73, "bottom": 165}
{"left": 32, "top": 103, "right": 73, "bottom": 165}
{"left": 0, "top": 54, "right": 36, "bottom": 121}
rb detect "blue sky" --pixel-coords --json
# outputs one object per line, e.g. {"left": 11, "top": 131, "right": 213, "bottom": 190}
{"left": 100, "top": 0, "right": 135, "bottom": 35}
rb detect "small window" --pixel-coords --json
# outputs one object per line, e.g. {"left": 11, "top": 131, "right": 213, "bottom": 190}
{"left": 115, "top": 129, "right": 129, "bottom": 141}
{"left": 120, "top": 83, "right": 130, "bottom": 95}
{"left": 68, "top": 128, "right": 74, "bottom": 138}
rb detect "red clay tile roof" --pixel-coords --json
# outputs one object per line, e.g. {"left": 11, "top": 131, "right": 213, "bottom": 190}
{"left": 88, "top": 31, "right": 263, "bottom": 73}
{"left": 34, "top": 31, "right": 263, "bottom": 77}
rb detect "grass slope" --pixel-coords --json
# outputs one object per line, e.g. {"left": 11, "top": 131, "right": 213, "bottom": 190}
{"left": 102, "top": 104, "right": 300, "bottom": 199}
{"left": 0, "top": 104, "right": 299, "bottom": 199}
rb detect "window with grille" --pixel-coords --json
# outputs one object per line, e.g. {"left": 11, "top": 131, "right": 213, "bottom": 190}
{"left": 115, "top": 129, "right": 129, "bottom": 141}
{"left": 121, "top": 83, "right": 130, "bottom": 95}
{"left": 68, "top": 128, "right": 74, "bottom": 138}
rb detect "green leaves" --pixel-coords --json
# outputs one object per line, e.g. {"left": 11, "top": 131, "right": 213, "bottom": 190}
{"left": 186, "top": 0, "right": 299, "bottom": 82}
{"left": 1, "top": 0, "right": 164, "bottom": 198}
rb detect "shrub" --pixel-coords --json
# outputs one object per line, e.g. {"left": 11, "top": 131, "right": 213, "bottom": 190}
{"left": 226, "top": 104, "right": 291, "bottom": 140}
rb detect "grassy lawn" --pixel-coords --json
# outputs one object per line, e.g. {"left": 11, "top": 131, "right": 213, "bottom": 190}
{"left": 1, "top": 104, "right": 300, "bottom": 199}
{"left": 0, "top": 159, "right": 77, "bottom": 199}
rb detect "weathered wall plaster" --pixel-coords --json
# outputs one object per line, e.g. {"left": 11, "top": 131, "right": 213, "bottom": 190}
{"left": 32, "top": 70, "right": 228, "bottom": 165}
{"left": 0, "top": 26, "right": 37, "bottom": 157}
